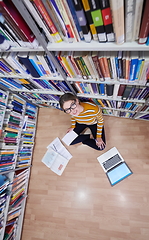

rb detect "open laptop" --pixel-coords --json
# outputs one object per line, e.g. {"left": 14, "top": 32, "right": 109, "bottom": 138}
{"left": 97, "top": 147, "right": 132, "bottom": 186}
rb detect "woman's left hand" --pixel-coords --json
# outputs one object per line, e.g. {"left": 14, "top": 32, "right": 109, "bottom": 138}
{"left": 95, "top": 137, "right": 106, "bottom": 149}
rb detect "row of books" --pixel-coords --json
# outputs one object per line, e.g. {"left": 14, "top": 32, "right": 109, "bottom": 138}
{"left": 102, "top": 109, "right": 149, "bottom": 120}
{"left": 24, "top": 0, "right": 149, "bottom": 45}
{"left": 0, "top": 174, "right": 10, "bottom": 232}
{"left": 0, "top": 89, "right": 7, "bottom": 106}
{"left": 0, "top": 51, "right": 60, "bottom": 79}
{"left": 94, "top": 99, "right": 148, "bottom": 113}
{"left": 19, "top": 92, "right": 61, "bottom": 103}
{"left": 57, "top": 51, "right": 149, "bottom": 84}
{"left": 72, "top": 83, "right": 149, "bottom": 102}
{"left": 0, "top": 86, "right": 38, "bottom": 239}
{"left": 1, "top": 50, "right": 149, "bottom": 85}
{"left": 4, "top": 168, "right": 30, "bottom": 239}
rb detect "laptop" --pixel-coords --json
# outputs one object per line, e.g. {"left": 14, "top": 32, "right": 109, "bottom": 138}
{"left": 97, "top": 147, "right": 132, "bottom": 186}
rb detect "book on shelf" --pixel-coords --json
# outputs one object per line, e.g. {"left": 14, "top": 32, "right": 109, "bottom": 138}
{"left": 0, "top": 0, "right": 38, "bottom": 47}
{"left": 99, "top": 0, "right": 115, "bottom": 42}
{"left": 106, "top": 84, "right": 114, "bottom": 97}
{"left": 124, "top": 0, "right": 136, "bottom": 42}
{"left": 138, "top": 0, "right": 149, "bottom": 44}
{"left": 122, "top": 85, "right": 133, "bottom": 100}
{"left": 88, "top": 0, "right": 107, "bottom": 42}
{"left": 72, "top": 0, "right": 92, "bottom": 42}
{"left": 109, "top": 0, "right": 124, "bottom": 44}
{"left": 81, "top": 0, "right": 98, "bottom": 41}
{"left": 54, "top": 0, "right": 77, "bottom": 42}
{"left": 31, "top": 0, "right": 62, "bottom": 43}
{"left": 91, "top": 51, "right": 104, "bottom": 81}
{"left": 65, "top": 0, "right": 84, "bottom": 41}
{"left": 132, "top": 0, "right": 144, "bottom": 41}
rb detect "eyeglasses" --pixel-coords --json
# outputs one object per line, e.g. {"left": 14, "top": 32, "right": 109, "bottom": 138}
{"left": 64, "top": 101, "right": 77, "bottom": 114}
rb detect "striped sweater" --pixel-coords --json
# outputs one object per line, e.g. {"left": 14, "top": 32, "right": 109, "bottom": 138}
{"left": 71, "top": 102, "right": 104, "bottom": 138}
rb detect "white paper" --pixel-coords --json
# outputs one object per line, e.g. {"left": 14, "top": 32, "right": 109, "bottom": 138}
{"left": 47, "top": 137, "right": 72, "bottom": 160}
{"left": 42, "top": 146, "right": 69, "bottom": 176}
{"left": 62, "top": 131, "right": 78, "bottom": 146}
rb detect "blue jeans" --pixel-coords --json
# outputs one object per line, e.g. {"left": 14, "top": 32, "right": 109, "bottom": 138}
{"left": 70, "top": 122, "right": 106, "bottom": 150}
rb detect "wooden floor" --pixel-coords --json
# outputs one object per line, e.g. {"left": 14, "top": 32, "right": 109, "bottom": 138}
{"left": 21, "top": 107, "right": 149, "bottom": 240}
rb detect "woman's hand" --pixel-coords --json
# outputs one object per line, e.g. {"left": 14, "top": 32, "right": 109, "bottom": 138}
{"left": 67, "top": 128, "right": 74, "bottom": 133}
{"left": 95, "top": 137, "right": 106, "bottom": 149}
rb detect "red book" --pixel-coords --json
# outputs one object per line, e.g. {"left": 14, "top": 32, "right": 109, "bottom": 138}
{"left": 138, "top": 0, "right": 149, "bottom": 44}
{"left": 32, "top": 0, "right": 62, "bottom": 43}
{"left": 99, "top": 0, "right": 115, "bottom": 42}
{"left": 0, "top": 0, "right": 35, "bottom": 42}
{"left": 117, "top": 84, "right": 126, "bottom": 97}
{"left": 91, "top": 53, "right": 104, "bottom": 81}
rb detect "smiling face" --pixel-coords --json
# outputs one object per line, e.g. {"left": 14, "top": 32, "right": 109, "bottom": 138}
{"left": 63, "top": 99, "right": 83, "bottom": 116}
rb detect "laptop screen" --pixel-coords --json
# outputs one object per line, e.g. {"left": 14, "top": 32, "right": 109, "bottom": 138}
{"left": 106, "top": 162, "right": 133, "bottom": 186}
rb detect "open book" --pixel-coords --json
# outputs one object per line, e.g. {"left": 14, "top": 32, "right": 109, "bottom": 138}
{"left": 42, "top": 137, "right": 72, "bottom": 175}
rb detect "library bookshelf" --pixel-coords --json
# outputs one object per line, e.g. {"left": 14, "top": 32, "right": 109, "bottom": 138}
{"left": 0, "top": 0, "right": 149, "bottom": 238}
{"left": 0, "top": 85, "right": 38, "bottom": 240}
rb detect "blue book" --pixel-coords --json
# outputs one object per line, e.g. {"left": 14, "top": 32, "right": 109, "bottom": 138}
{"left": 115, "top": 56, "right": 119, "bottom": 79}
{"left": 125, "top": 102, "right": 133, "bottom": 109}
{"left": 129, "top": 52, "right": 139, "bottom": 81}
{"left": 79, "top": 82, "right": 87, "bottom": 93}
{"left": 2, "top": 78, "right": 22, "bottom": 89}
{"left": 135, "top": 59, "right": 143, "bottom": 80}
{"left": 99, "top": 83, "right": 105, "bottom": 95}
{"left": 28, "top": 54, "right": 44, "bottom": 77}
{"left": 18, "top": 55, "right": 40, "bottom": 78}
{"left": 91, "top": 83, "right": 98, "bottom": 94}
{"left": 66, "top": 0, "right": 84, "bottom": 41}
{"left": 146, "top": 36, "right": 149, "bottom": 46}
{"left": 0, "top": 60, "right": 12, "bottom": 73}
{"left": 44, "top": 55, "right": 57, "bottom": 76}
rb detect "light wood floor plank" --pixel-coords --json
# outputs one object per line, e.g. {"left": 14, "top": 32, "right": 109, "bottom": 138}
{"left": 21, "top": 108, "right": 149, "bottom": 240}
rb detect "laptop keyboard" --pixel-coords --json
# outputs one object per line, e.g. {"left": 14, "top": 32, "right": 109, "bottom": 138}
{"left": 103, "top": 154, "right": 122, "bottom": 170}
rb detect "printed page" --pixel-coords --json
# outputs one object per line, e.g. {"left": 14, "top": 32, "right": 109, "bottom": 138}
{"left": 50, "top": 155, "right": 69, "bottom": 176}
{"left": 47, "top": 137, "right": 72, "bottom": 160}
{"left": 41, "top": 147, "right": 58, "bottom": 168}
{"left": 62, "top": 130, "right": 78, "bottom": 146}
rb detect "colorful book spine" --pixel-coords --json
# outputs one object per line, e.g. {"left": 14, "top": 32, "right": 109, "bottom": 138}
{"left": 99, "top": 0, "right": 115, "bottom": 42}
{"left": 32, "top": 0, "right": 62, "bottom": 43}
{"left": 72, "top": 0, "right": 92, "bottom": 42}
{"left": 88, "top": 0, "right": 106, "bottom": 42}
{"left": 81, "top": 0, "right": 98, "bottom": 41}
{"left": 138, "top": 0, "right": 149, "bottom": 44}
{"left": 109, "top": 0, "right": 124, "bottom": 44}
{"left": 66, "top": 0, "right": 84, "bottom": 40}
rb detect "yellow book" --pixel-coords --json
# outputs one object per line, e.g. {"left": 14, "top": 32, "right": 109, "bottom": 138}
{"left": 11, "top": 187, "right": 25, "bottom": 200}
{"left": 61, "top": 52, "right": 75, "bottom": 78}
{"left": 97, "top": 99, "right": 106, "bottom": 108}
{"left": 5, "top": 127, "right": 18, "bottom": 133}
{"left": 81, "top": 0, "right": 98, "bottom": 41}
